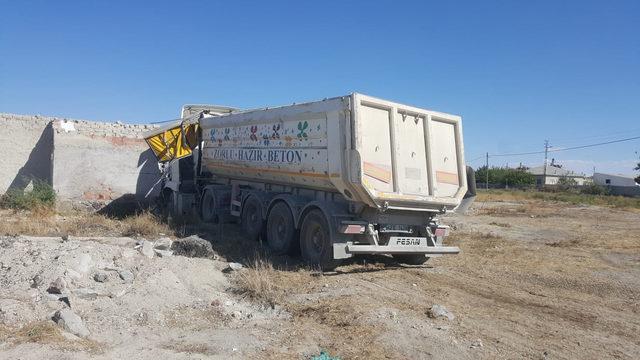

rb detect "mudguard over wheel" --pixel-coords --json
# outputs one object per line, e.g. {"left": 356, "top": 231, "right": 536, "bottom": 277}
{"left": 241, "top": 196, "right": 264, "bottom": 241}
{"left": 299, "top": 209, "right": 341, "bottom": 271}
{"left": 266, "top": 202, "right": 297, "bottom": 255}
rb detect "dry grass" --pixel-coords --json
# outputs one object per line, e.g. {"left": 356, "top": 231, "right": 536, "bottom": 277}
{"left": 13, "top": 321, "right": 66, "bottom": 344}
{"left": 163, "top": 342, "right": 218, "bottom": 355}
{"left": 120, "top": 211, "right": 172, "bottom": 237}
{"left": 477, "top": 189, "right": 640, "bottom": 210}
{"left": 0, "top": 322, "right": 103, "bottom": 353}
{"left": 232, "top": 255, "right": 318, "bottom": 308}
{"left": 233, "top": 257, "right": 285, "bottom": 308}
{"left": 0, "top": 209, "right": 173, "bottom": 238}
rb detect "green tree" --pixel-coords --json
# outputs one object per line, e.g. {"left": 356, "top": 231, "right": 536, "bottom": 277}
{"left": 474, "top": 166, "right": 535, "bottom": 188}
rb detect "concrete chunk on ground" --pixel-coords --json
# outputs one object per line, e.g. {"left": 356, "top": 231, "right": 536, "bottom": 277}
{"left": 138, "top": 240, "right": 155, "bottom": 258}
{"left": 154, "top": 249, "right": 173, "bottom": 257}
{"left": 93, "top": 272, "right": 108, "bottom": 282}
{"left": 47, "top": 277, "right": 67, "bottom": 294}
{"left": 427, "top": 304, "right": 455, "bottom": 321}
{"left": 171, "top": 235, "right": 217, "bottom": 258}
{"left": 118, "top": 269, "right": 135, "bottom": 283}
{"left": 225, "top": 262, "right": 244, "bottom": 272}
{"left": 153, "top": 237, "right": 173, "bottom": 250}
{"left": 52, "top": 308, "right": 90, "bottom": 338}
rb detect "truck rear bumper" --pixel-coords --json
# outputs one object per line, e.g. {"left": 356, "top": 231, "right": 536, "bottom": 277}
{"left": 344, "top": 244, "right": 460, "bottom": 255}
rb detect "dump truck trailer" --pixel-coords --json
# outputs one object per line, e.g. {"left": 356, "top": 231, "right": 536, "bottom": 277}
{"left": 144, "top": 93, "right": 475, "bottom": 269}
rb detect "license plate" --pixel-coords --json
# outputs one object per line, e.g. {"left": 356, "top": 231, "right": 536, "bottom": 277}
{"left": 390, "top": 236, "right": 427, "bottom": 246}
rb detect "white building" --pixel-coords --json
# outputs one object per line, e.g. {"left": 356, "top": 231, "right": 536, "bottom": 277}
{"left": 593, "top": 173, "right": 639, "bottom": 187}
{"left": 527, "top": 164, "right": 589, "bottom": 186}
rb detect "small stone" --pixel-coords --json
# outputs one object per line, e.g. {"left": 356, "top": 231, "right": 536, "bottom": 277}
{"left": 427, "top": 304, "right": 455, "bottom": 321}
{"left": 73, "top": 288, "right": 100, "bottom": 300}
{"left": 153, "top": 237, "right": 173, "bottom": 250}
{"left": 59, "top": 296, "right": 71, "bottom": 307}
{"left": 225, "top": 262, "right": 244, "bottom": 272}
{"left": 46, "top": 293, "right": 63, "bottom": 301}
{"left": 65, "top": 268, "right": 82, "bottom": 281}
{"left": 470, "top": 339, "right": 483, "bottom": 349}
{"left": 52, "top": 308, "right": 90, "bottom": 338}
{"left": 138, "top": 240, "right": 155, "bottom": 258}
{"left": 31, "top": 274, "right": 44, "bottom": 288}
{"left": 154, "top": 249, "right": 173, "bottom": 258}
{"left": 231, "top": 311, "right": 242, "bottom": 319}
{"left": 47, "top": 277, "right": 67, "bottom": 294}
{"left": 93, "top": 272, "right": 108, "bottom": 283}
{"left": 118, "top": 269, "right": 135, "bottom": 283}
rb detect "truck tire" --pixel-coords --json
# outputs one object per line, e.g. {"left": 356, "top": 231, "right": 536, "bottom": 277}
{"left": 266, "top": 202, "right": 297, "bottom": 255}
{"left": 163, "top": 190, "right": 184, "bottom": 224}
{"left": 392, "top": 254, "right": 429, "bottom": 265}
{"left": 299, "top": 209, "right": 340, "bottom": 271}
{"left": 200, "top": 190, "right": 217, "bottom": 223}
{"left": 241, "top": 196, "right": 264, "bottom": 241}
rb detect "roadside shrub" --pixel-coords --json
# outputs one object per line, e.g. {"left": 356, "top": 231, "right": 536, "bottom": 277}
{"left": 555, "top": 177, "right": 579, "bottom": 193}
{"left": 0, "top": 180, "right": 56, "bottom": 210}
{"left": 581, "top": 184, "right": 609, "bottom": 195}
{"left": 475, "top": 166, "right": 536, "bottom": 188}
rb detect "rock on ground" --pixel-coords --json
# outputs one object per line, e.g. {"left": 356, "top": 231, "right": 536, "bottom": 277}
{"left": 52, "top": 308, "right": 90, "bottom": 338}
{"left": 47, "top": 277, "right": 67, "bottom": 294}
{"left": 153, "top": 237, "right": 173, "bottom": 250}
{"left": 93, "top": 272, "right": 108, "bottom": 282}
{"left": 171, "top": 235, "right": 217, "bottom": 258}
{"left": 225, "top": 262, "right": 244, "bottom": 272}
{"left": 118, "top": 269, "right": 135, "bottom": 283}
{"left": 138, "top": 240, "right": 155, "bottom": 258}
{"left": 427, "top": 304, "right": 455, "bottom": 321}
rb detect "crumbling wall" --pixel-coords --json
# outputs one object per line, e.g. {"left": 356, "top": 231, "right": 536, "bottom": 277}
{"left": 1, "top": 113, "right": 161, "bottom": 205}
{"left": 51, "top": 119, "right": 161, "bottom": 203}
{"left": 0, "top": 114, "right": 54, "bottom": 193}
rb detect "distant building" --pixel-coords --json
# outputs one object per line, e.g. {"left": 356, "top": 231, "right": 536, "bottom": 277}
{"left": 527, "top": 163, "right": 589, "bottom": 186}
{"left": 593, "top": 173, "right": 639, "bottom": 187}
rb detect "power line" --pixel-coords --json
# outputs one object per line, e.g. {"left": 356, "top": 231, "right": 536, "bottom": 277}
{"left": 487, "top": 135, "right": 640, "bottom": 158}
{"left": 548, "top": 135, "right": 640, "bottom": 153}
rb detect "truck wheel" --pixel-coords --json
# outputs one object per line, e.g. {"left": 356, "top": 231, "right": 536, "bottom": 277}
{"left": 299, "top": 209, "right": 340, "bottom": 271}
{"left": 164, "top": 190, "right": 183, "bottom": 224}
{"left": 200, "top": 190, "right": 217, "bottom": 223}
{"left": 241, "top": 196, "right": 263, "bottom": 241}
{"left": 392, "top": 254, "right": 429, "bottom": 265}
{"left": 266, "top": 202, "right": 297, "bottom": 255}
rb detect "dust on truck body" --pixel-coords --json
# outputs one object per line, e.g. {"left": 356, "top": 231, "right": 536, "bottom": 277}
{"left": 145, "top": 93, "right": 475, "bottom": 269}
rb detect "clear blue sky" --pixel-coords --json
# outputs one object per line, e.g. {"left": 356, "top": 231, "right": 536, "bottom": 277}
{"left": 1, "top": 1, "right": 639, "bottom": 175}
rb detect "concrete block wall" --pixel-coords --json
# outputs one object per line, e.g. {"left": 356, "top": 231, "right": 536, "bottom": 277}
{"left": 1, "top": 114, "right": 54, "bottom": 194}
{"left": 1, "top": 113, "right": 161, "bottom": 205}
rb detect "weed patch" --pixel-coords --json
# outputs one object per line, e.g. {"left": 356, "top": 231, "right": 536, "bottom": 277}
{"left": 1, "top": 180, "right": 56, "bottom": 210}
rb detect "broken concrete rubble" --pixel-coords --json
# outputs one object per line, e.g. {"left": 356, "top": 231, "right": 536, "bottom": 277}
{"left": 47, "top": 277, "right": 67, "bottom": 294}
{"left": 427, "top": 304, "right": 455, "bottom": 321}
{"left": 52, "top": 308, "right": 90, "bottom": 338}
{"left": 171, "top": 235, "right": 217, "bottom": 259}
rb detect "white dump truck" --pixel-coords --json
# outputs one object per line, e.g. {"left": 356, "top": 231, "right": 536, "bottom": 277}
{"left": 144, "top": 93, "right": 476, "bottom": 269}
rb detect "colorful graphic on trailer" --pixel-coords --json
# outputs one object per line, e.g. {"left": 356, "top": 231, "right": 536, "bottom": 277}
{"left": 205, "top": 119, "right": 326, "bottom": 149}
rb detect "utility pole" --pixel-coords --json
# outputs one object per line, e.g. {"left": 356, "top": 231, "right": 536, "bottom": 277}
{"left": 542, "top": 140, "right": 549, "bottom": 187}
{"left": 485, "top": 152, "right": 489, "bottom": 189}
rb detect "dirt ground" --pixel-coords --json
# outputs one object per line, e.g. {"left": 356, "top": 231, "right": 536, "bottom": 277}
{"left": 0, "top": 198, "right": 639, "bottom": 359}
